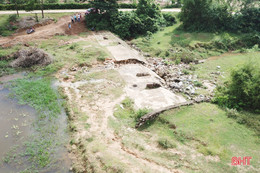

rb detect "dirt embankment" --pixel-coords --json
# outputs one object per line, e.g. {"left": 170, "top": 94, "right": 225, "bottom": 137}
{"left": 0, "top": 15, "right": 87, "bottom": 48}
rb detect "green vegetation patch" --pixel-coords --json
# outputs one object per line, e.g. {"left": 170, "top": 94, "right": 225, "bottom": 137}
{"left": 110, "top": 97, "right": 260, "bottom": 172}
{"left": 132, "top": 21, "right": 259, "bottom": 62}
{"left": 5, "top": 78, "right": 66, "bottom": 172}
{"left": 11, "top": 78, "right": 60, "bottom": 117}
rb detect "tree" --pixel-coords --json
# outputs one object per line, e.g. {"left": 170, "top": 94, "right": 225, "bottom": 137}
{"left": 10, "top": 0, "right": 26, "bottom": 17}
{"left": 135, "top": 0, "right": 163, "bottom": 34}
{"left": 25, "top": 0, "right": 44, "bottom": 18}
{"left": 85, "top": 0, "right": 118, "bottom": 30}
{"left": 40, "top": 0, "right": 44, "bottom": 18}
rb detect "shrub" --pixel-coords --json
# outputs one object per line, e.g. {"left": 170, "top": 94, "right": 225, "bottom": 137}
{"left": 194, "top": 81, "right": 203, "bottom": 87}
{"left": 213, "top": 62, "right": 260, "bottom": 111}
{"left": 134, "top": 108, "right": 149, "bottom": 122}
{"left": 85, "top": 0, "right": 118, "bottom": 31}
{"left": 7, "top": 14, "right": 18, "bottom": 23}
{"left": 179, "top": 0, "right": 259, "bottom": 33}
{"left": 157, "top": 138, "right": 177, "bottom": 149}
{"left": 135, "top": 0, "right": 164, "bottom": 35}
{"left": 162, "top": 13, "right": 176, "bottom": 26}
{"left": 237, "top": 7, "right": 260, "bottom": 33}
{"left": 111, "top": 11, "right": 142, "bottom": 39}
{"left": 86, "top": 0, "right": 166, "bottom": 39}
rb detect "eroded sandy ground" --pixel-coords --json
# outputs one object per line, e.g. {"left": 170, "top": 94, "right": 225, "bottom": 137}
{"left": 54, "top": 30, "right": 187, "bottom": 172}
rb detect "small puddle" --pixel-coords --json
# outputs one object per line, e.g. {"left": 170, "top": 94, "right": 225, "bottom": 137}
{"left": 0, "top": 72, "right": 26, "bottom": 83}
{"left": 0, "top": 80, "right": 71, "bottom": 172}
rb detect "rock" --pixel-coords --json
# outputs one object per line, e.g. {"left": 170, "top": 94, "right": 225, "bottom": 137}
{"left": 146, "top": 83, "right": 161, "bottom": 89}
{"left": 143, "top": 53, "right": 151, "bottom": 57}
{"left": 194, "top": 94, "right": 211, "bottom": 103}
{"left": 24, "top": 43, "right": 30, "bottom": 47}
{"left": 136, "top": 73, "right": 150, "bottom": 77}
{"left": 198, "top": 60, "right": 206, "bottom": 64}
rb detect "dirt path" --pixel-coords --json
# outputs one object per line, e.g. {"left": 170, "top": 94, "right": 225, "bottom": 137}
{"left": 0, "top": 8, "right": 181, "bottom": 15}
{"left": 0, "top": 15, "right": 87, "bottom": 47}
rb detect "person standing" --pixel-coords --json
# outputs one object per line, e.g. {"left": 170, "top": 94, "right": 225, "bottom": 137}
{"left": 68, "top": 22, "right": 71, "bottom": 29}
{"left": 78, "top": 14, "right": 80, "bottom": 22}
{"left": 74, "top": 14, "right": 77, "bottom": 22}
{"left": 71, "top": 16, "right": 74, "bottom": 23}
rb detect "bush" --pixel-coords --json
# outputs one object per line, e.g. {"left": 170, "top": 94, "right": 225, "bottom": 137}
{"left": 237, "top": 7, "right": 260, "bottom": 33}
{"left": 111, "top": 11, "right": 142, "bottom": 39}
{"left": 86, "top": 0, "right": 166, "bottom": 39}
{"left": 134, "top": 108, "right": 149, "bottom": 122}
{"left": 7, "top": 14, "right": 18, "bottom": 23}
{"left": 213, "top": 62, "right": 260, "bottom": 111}
{"left": 157, "top": 138, "right": 177, "bottom": 149}
{"left": 162, "top": 13, "right": 176, "bottom": 26}
{"left": 179, "top": 0, "right": 259, "bottom": 33}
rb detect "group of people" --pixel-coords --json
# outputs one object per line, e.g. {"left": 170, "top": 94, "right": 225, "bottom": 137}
{"left": 71, "top": 14, "right": 81, "bottom": 23}
{"left": 68, "top": 13, "right": 82, "bottom": 30}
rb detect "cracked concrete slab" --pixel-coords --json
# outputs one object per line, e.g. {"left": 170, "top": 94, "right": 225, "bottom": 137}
{"left": 117, "top": 64, "right": 186, "bottom": 110}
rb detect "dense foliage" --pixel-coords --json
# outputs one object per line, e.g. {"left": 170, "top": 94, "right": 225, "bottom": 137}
{"left": 86, "top": 0, "right": 176, "bottom": 39}
{"left": 85, "top": 0, "right": 118, "bottom": 31}
{"left": 213, "top": 62, "right": 260, "bottom": 112}
{"left": 179, "top": 0, "right": 260, "bottom": 32}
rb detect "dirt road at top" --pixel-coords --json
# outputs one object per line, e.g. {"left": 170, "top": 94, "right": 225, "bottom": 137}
{"left": 0, "top": 8, "right": 181, "bottom": 15}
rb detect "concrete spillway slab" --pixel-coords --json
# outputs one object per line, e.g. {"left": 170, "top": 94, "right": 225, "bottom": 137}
{"left": 117, "top": 64, "right": 186, "bottom": 110}
{"left": 94, "top": 31, "right": 146, "bottom": 63}
{"left": 107, "top": 45, "right": 146, "bottom": 62}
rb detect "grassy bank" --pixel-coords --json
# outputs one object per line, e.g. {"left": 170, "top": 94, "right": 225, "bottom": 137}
{"left": 110, "top": 98, "right": 260, "bottom": 172}
{"left": 132, "top": 21, "right": 259, "bottom": 62}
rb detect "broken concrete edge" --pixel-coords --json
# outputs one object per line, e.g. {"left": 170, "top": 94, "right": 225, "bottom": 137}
{"left": 114, "top": 58, "right": 146, "bottom": 65}
{"left": 135, "top": 98, "right": 212, "bottom": 129}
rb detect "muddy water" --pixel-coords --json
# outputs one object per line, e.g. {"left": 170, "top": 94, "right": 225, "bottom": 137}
{"left": 0, "top": 82, "right": 71, "bottom": 172}
{"left": 0, "top": 85, "right": 35, "bottom": 172}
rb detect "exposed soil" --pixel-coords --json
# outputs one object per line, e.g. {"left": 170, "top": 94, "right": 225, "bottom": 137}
{"left": 55, "top": 31, "right": 186, "bottom": 172}
{"left": 0, "top": 15, "right": 87, "bottom": 48}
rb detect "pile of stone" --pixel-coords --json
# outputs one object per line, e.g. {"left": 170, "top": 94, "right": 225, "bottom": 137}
{"left": 146, "top": 58, "right": 200, "bottom": 96}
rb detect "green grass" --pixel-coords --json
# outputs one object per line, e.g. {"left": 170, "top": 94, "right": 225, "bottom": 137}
{"left": 194, "top": 52, "right": 260, "bottom": 80}
{"left": 28, "top": 35, "right": 106, "bottom": 77}
{"left": 110, "top": 98, "right": 260, "bottom": 172}
{"left": 11, "top": 78, "right": 60, "bottom": 117}
{"left": 132, "top": 22, "right": 251, "bottom": 60}
{"left": 5, "top": 78, "right": 67, "bottom": 171}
